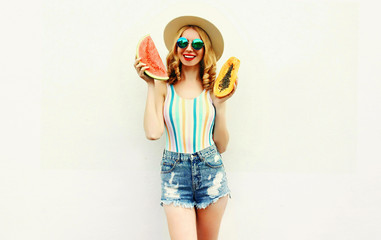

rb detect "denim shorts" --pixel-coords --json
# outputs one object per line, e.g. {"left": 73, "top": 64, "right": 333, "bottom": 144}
{"left": 160, "top": 144, "right": 231, "bottom": 209}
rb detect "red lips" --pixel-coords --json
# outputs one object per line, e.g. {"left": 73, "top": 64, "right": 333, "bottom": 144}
{"left": 183, "top": 54, "right": 196, "bottom": 61}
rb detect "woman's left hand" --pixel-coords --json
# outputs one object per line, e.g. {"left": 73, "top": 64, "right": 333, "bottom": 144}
{"left": 211, "top": 77, "right": 238, "bottom": 107}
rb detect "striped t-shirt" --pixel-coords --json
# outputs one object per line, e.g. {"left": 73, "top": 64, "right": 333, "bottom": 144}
{"left": 163, "top": 84, "right": 216, "bottom": 153}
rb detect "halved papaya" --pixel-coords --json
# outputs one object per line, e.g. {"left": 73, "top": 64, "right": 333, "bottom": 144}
{"left": 213, "top": 57, "right": 240, "bottom": 98}
{"left": 136, "top": 35, "right": 169, "bottom": 81}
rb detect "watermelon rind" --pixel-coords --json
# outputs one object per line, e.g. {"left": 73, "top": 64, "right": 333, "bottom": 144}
{"left": 136, "top": 34, "right": 169, "bottom": 81}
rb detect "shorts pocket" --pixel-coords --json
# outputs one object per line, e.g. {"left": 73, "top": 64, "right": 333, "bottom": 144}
{"left": 161, "top": 157, "right": 178, "bottom": 173}
{"left": 203, "top": 152, "right": 224, "bottom": 168}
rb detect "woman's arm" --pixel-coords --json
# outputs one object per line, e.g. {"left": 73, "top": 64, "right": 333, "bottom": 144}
{"left": 134, "top": 57, "right": 166, "bottom": 140}
{"left": 211, "top": 79, "right": 238, "bottom": 153}
{"left": 212, "top": 102, "right": 229, "bottom": 153}
{"left": 143, "top": 81, "right": 166, "bottom": 140}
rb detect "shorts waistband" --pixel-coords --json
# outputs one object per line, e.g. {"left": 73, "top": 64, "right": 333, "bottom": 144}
{"left": 162, "top": 144, "right": 218, "bottom": 161}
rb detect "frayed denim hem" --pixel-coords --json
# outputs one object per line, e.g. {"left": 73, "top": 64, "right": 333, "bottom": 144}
{"left": 160, "top": 200, "right": 195, "bottom": 209}
{"left": 195, "top": 192, "right": 232, "bottom": 210}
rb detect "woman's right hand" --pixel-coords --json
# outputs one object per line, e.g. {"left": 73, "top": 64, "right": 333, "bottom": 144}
{"left": 134, "top": 57, "right": 154, "bottom": 84}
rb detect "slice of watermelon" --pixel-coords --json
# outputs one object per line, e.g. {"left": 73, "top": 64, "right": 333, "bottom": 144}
{"left": 136, "top": 34, "right": 169, "bottom": 81}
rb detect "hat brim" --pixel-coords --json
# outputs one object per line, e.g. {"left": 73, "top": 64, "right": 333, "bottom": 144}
{"left": 163, "top": 16, "right": 224, "bottom": 61}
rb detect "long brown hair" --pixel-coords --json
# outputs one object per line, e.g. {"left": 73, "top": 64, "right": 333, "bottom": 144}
{"left": 166, "top": 26, "right": 217, "bottom": 91}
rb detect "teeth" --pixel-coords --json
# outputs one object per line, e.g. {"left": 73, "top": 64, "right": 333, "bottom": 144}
{"left": 184, "top": 55, "right": 195, "bottom": 59}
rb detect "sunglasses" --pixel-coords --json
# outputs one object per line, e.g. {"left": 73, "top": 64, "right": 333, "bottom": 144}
{"left": 176, "top": 37, "right": 204, "bottom": 50}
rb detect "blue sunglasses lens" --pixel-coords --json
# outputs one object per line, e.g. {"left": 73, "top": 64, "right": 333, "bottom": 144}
{"left": 177, "top": 37, "right": 188, "bottom": 48}
{"left": 192, "top": 39, "right": 204, "bottom": 50}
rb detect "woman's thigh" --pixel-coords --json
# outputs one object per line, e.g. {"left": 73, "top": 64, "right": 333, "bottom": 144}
{"left": 196, "top": 195, "right": 229, "bottom": 240}
{"left": 163, "top": 204, "right": 197, "bottom": 240}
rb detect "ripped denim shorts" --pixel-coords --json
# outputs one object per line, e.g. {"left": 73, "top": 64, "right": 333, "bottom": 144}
{"left": 160, "top": 144, "right": 231, "bottom": 209}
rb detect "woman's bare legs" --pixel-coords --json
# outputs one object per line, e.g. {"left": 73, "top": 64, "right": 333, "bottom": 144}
{"left": 163, "top": 204, "right": 197, "bottom": 240}
{"left": 163, "top": 196, "right": 228, "bottom": 240}
{"left": 196, "top": 195, "right": 229, "bottom": 240}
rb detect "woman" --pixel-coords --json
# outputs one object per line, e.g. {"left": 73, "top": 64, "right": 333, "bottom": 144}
{"left": 134, "top": 16, "right": 237, "bottom": 240}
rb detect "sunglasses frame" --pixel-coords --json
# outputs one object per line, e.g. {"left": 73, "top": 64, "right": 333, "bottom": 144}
{"left": 176, "top": 37, "right": 204, "bottom": 51}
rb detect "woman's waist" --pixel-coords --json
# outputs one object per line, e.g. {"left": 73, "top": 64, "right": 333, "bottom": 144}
{"left": 164, "top": 131, "right": 215, "bottom": 154}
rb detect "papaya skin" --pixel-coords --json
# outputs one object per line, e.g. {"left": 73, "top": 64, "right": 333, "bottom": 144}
{"left": 213, "top": 57, "right": 240, "bottom": 98}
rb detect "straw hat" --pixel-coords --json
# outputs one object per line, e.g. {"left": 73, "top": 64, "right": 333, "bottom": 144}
{"left": 163, "top": 15, "right": 224, "bottom": 61}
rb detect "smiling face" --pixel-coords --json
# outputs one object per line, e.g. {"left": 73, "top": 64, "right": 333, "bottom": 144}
{"left": 177, "top": 28, "right": 204, "bottom": 67}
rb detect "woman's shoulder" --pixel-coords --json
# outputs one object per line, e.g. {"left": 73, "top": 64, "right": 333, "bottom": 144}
{"left": 155, "top": 80, "right": 168, "bottom": 98}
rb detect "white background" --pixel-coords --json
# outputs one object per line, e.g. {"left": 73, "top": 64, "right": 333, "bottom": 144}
{"left": 1, "top": 0, "right": 380, "bottom": 239}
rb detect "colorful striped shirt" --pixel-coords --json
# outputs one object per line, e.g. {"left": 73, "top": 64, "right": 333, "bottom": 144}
{"left": 163, "top": 84, "right": 216, "bottom": 153}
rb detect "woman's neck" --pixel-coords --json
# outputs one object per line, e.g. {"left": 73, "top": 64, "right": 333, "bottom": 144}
{"left": 181, "top": 64, "right": 201, "bottom": 82}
